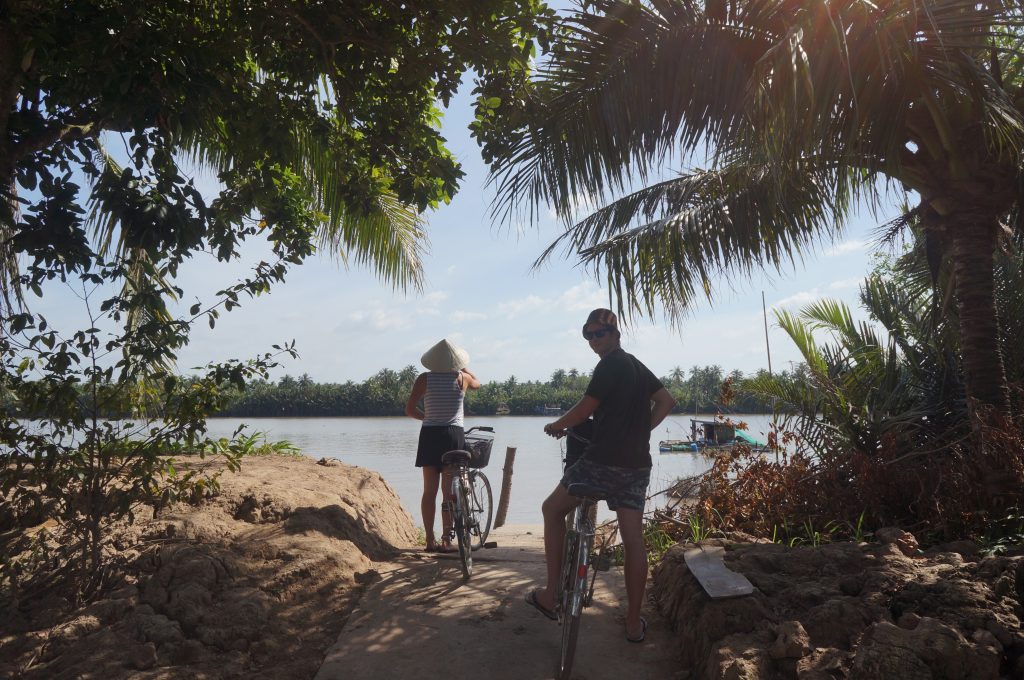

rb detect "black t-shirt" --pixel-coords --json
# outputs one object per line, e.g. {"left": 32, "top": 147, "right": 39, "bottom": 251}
{"left": 583, "top": 348, "right": 664, "bottom": 468}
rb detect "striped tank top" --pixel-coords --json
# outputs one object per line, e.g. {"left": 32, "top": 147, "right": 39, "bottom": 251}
{"left": 422, "top": 372, "right": 465, "bottom": 427}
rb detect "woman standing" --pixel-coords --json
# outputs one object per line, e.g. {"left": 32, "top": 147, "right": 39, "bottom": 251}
{"left": 405, "top": 339, "right": 481, "bottom": 552}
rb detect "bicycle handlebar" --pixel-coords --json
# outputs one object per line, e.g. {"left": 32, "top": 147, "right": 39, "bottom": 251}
{"left": 465, "top": 426, "right": 494, "bottom": 435}
{"left": 565, "top": 426, "right": 590, "bottom": 444}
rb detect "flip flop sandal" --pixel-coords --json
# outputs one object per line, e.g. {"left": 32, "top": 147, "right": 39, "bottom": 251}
{"left": 626, "top": 617, "right": 648, "bottom": 643}
{"left": 525, "top": 589, "right": 558, "bottom": 621}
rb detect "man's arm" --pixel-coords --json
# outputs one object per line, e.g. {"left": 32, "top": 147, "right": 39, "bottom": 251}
{"left": 543, "top": 395, "right": 600, "bottom": 436}
{"left": 649, "top": 387, "right": 676, "bottom": 430}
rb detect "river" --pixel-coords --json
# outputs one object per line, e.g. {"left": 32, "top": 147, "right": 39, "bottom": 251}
{"left": 203, "top": 413, "right": 776, "bottom": 525}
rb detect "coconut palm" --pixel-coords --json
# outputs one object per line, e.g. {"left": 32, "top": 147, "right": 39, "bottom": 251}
{"left": 488, "top": 0, "right": 1024, "bottom": 420}
{"left": 747, "top": 277, "right": 967, "bottom": 460}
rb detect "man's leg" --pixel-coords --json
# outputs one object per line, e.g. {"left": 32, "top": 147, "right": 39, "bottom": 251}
{"left": 534, "top": 484, "right": 579, "bottom": 611}
{"left": 420, "top": 467, "right": 441, "bottom": 548}
{"left": 616, "top": 506, "right": 647, "bottom": 639}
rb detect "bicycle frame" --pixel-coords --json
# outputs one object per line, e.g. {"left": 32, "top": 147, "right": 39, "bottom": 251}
{"left": 554, "top": 425, "right": 610, "bottom": 680}
{"left": 441, "top": 426, "right": 495, "bottom": 581}
{"left": 561, "top": 500, "right": 596, "bottom": 610}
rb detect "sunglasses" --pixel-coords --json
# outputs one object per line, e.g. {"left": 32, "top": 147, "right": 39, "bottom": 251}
{"left": 582, "top": 327, "right": 615, "bottom": 341}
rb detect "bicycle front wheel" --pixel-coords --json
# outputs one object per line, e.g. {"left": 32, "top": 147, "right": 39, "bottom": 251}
{"left": 468, "top": 471, "right": 493, "bottom": 550}
{"left": 451, "top": 475, "right": 473, "bottom": 580}
{"left": 558, "top": 517, "right": 590, "bottom": 679}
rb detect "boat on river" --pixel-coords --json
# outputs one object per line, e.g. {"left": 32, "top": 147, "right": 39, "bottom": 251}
{"left": 659, "top": 419, "right": 768, "bottom": 453}
{"left": 495, "top": 404, "right": 510, "bottom": 416}
{"left": 658, "top": 439, "right": 699, "bottom": 452}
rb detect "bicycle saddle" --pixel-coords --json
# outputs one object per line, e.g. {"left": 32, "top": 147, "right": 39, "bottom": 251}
{"left": 441, "top": 449, "right": 472, "bottom": 466}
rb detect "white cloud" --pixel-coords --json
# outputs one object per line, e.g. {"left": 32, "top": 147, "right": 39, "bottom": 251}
{"left": 497, "top": 294, "right": 548, "bottom": 317}
{"left": 348, "top": 309, "right": 410, "bottom": 331}
{"left": 450, "top": 310, "right": 487, "bottom": 322}
{"left": 828, "top": 277, "right": 863, "bottom": 290}
{"left": 556, "top": 281, "right": 607, "bottom": 311}
{"left": 771, "top": 290, "right": 820, "bottom": 310}
{"left": 824, "top": 240, "right": 867, "bottom": 256}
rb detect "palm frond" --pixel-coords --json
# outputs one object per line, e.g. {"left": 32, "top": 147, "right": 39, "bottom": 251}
{"left": 491, "top": 0, "right": 1024, "bottom": 225}
{"left": 176, "top": 98, "right": 428, "bottom": 291}
{"left": 315, "top": 190, "right": 427, "bottom": 292}
{"left": 534, "top": 159, "right": 852, "bottom": 321}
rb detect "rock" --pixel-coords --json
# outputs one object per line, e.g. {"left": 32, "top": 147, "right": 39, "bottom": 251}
{"left": 929, "top": 540, "right": 979, "bottom": 560}
{"left": 803, "top": 597, "right": 875, "bottom": 648}
{"left": 129, "top": 641, "right": 157, "bottom": 670}
{"left": 838, "top": 573, "right": 864, "bottom": 596}
{"left": 55, "top": 615, "right": 102, "bottom": 639}
{"left": 169, "top": 638, "right": 206, "bottom": 664}
{"left": 985, "top": 618, "right": 1017, "bottom": 648}
{"left": 851, "top": 618, "right": 1000, "bottom": 680}
{"left": 769, "top": 621, "right": 811, "bottom": 660}
{"left": 797, "top": 647, "right": 853, "bottom": 679}
{"left": 898, "top": 612, "right": 921, "bottom": 629}
{"left": 83, "top": 596, "right": 135, "bottom": 623}
{"left": 128, "top": 606, "right": 185, "bottom": 646}
{"left": 317, "top": 457, "right": 339, "bottom": 467}
{"left": 654, "top": 536, "right": 1024, "bottom": 680}
{"left": 972, "top": 628, "right": 1002, "bottom": 654}
{"left": 711, "top": 635, "right": 772, "bottom": 680}
{"left": 875, "top": 527, "right": 920, "bottom": 556}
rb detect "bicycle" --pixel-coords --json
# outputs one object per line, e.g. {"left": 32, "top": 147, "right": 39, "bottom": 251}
{"left": 555, "top": 426, "right": 614, "bottom": 680}
{"left": 440, "top": 426, "right": 496, "bottom": 580}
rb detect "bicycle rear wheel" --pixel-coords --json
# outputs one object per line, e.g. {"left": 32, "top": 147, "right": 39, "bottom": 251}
{"left": 451, "top": 475, "right": 473, "bottom": 580}
{"left": 468, "top": 471, "right": 493, "bottom": 549}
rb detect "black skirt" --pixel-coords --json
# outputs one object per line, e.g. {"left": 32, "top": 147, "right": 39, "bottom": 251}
{"left": 415, "top": 425, "right": 465, "bottom": 470}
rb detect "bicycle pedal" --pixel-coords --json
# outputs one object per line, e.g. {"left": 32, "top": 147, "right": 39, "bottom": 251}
{"left": 483, "top": 541, "right": 498, "bottom": 549}
{"left": 592, "top": 554, "right": 613, "bottom": 571}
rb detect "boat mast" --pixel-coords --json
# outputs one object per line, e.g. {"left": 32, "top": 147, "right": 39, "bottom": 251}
{"left": 762, "top": 291, "right": 773, "bottom": 376}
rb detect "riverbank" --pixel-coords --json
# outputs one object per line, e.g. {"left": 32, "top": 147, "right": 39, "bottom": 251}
{"left": 0, "top": 454, "right": 419, "bottom": 678}
{"left": 3, "top": 454, "right": 1021, "bottom": 679}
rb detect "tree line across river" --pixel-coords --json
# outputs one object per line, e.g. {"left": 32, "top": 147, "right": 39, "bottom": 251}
{"left": 210, "top": 364, "right": 789, "bottom": 418}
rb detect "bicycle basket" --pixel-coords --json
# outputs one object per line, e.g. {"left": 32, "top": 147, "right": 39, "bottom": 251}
{"left": 465, "top": 432, "right": 494, "bottom": 468}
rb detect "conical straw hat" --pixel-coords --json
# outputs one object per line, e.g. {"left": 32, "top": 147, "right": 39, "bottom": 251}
{"left": 420, "top": 339, "right": 470, "bottom": 372}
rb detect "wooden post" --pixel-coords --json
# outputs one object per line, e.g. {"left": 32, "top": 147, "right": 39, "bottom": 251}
{"left": 493, "top": 446, "right": 516, "bottom": 529}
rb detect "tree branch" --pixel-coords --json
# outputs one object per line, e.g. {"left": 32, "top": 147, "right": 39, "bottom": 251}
{"left": 9, "top": 120, "right": 100, "bottom": 166}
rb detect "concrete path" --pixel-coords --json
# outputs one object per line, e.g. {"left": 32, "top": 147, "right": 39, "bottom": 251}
{"left": 314, "top": 524, "right": 683, "bottom": 680}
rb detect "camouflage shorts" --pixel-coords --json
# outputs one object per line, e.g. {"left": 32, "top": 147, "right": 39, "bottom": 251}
{"left": 560, "top": 458, "right": 651, "bottom": 511}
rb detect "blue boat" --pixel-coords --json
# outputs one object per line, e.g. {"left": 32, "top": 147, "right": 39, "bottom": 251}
{"left": 659, "top": 419, "right": 768, "bottom": 453}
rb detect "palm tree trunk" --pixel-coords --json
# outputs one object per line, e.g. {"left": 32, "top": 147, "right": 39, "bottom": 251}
{"left": 950, "top": 219, "right": 1011, "bottom": 421}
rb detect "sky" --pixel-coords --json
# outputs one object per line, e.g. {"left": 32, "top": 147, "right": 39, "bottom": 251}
{"left": 31, "top": 39, "right": 908, "bottom": 387}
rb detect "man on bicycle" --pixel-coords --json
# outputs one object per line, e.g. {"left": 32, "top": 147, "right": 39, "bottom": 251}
{"left": 527, "top": 308, "right": 676, "bottom": 643}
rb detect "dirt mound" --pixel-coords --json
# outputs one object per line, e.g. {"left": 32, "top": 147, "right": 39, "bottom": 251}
{"left": 0, "top": 455, "right": 418, "bottom": 679}
{"left": 652, "top": 530, "right": 1024, "bottom": 679}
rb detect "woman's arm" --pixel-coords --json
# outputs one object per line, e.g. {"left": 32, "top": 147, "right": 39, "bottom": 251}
{"left": 405, "top": 374, "right": 427, "bottom": 420}
{"left": 459, "top": 368, "right": 481, "bottom": 390}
